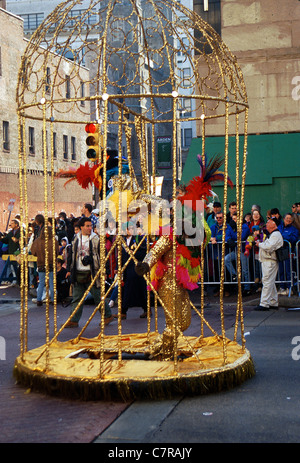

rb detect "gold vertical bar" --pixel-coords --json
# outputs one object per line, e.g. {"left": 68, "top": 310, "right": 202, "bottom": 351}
{"left": 18, "top": 113, "right": 25, "bottom": 359}
{"left": 172, "top": 94, "right": 178, "bottom": 372}
{"left": 200, "top": 115, "right": 206, "bottom": 338}
{"left": 42, "top": 102, "right": 50, "bottom": 371}
{"left": 238, "top": 109, "right": 249, "bottom": 351}
{"left": 50, "top": 118, "right": 57, "bottom": 334}
{"left": 219, "top": 99, "right": 229, "bottom": 365}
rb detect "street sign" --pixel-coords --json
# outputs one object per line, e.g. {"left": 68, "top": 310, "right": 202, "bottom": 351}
{"left": 7, "top": 199, "right": 16, "bottom": 212}
{"left": 157, "top": 137, "right": 172, "bottom": 168}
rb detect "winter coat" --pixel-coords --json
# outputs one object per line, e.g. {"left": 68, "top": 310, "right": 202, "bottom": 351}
{"left": 210, "top": 223, "right": 237, "bottom": 243}
{"left": 31, "top": 231, "right": 59, "bottom": 270}
{"left": 66, "top": 231, "right": 103, "bottom": 287}
{"left": 278, "top": 223, "right": 299, "bottom": 247}
{"left": 0, "top": 228, "right": 20, "bottom": 255}
{"left": 258, "top": 229, "right": 283, "bottom": 262}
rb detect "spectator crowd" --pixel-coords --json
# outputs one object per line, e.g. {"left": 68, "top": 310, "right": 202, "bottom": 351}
{"left": 206, "top": 200, "right": 300, "bottom": 298}
{"left": 0, "top": 199, "right": 300, "bottom": 322}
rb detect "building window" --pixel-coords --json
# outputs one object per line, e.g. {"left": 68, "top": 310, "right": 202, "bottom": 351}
{"left": 21, "top": 58, "right": 30, "bottom": 84}
{"left": 80, "top": 81, "right": 85, "bottom": 106}
{"left": 80, "top": 47, "right": 86, "bottom": 66}
{"left": 177, "top": 37, "right": 191, "bottom": 59}
{"left": 20, "top": 123, "right": 24, "bottom": 154}
{"left": 71, "top": 136, "right": 76, "bottom": 161}
{"left": 181, "top": 98, "right": 192, "bottom": 117}
{"left": 69, "top": 9, "right": 97, "bottom": 27}
{"left": 181, "top": 128, "right": 193, "bottom": 148}
{"left": 181, "top": 67, "right": 191, "bottom": 87}
{"left": 111, "top": 19, "right": 133, "bottom": 45}
{"left": 45, "top": 67, "right": 51, "bottom": 94}
{"left": 63, "top": 135, "right": 68, "bottom": 160}
{"left": 29, "top": 127, "right": 35, "bottom": 155}
{"left": 194, "top": 0, "right": 221, "bottom": 53}
{"left": 53, "top": 132, "right": 57, "bottom": 159}
{"left": 66, "top": 75, "right": 71, "bottom": 98}
{"left": 19, "top": 13, "right": 44, "bottom": 31}
{"left": 3, "top": 121, "right": 10, "bottom": 151}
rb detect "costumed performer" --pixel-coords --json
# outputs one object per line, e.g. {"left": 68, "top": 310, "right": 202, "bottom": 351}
{"left": 136, "top": 154, "right": 233, "bottom": 359}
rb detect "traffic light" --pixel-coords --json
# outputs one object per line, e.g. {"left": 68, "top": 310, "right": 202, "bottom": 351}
{"left": 85, "top": 123, "right": 100, "bottom": 160}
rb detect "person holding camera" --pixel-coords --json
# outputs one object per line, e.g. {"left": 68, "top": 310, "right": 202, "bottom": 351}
{"left": 254, "top": 217, "right": 283, "bottom": 311}
{"left": 65, "top": 217, "right": 113, "bottom": 327}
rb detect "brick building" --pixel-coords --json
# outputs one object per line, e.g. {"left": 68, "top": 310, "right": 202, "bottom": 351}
{"left": 0, "top": 6, "right": 92, "bottom": 231}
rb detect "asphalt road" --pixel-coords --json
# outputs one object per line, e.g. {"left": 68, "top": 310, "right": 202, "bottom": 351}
{"left": 1, "top": 282, "right": 300, "bottom": 445}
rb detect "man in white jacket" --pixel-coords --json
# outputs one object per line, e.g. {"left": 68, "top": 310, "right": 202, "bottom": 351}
{"left": 65, "top": 217, "right": 113, "bottom": 327}
{"left": 255, "top": 217, "right": 283, "bottom": 311}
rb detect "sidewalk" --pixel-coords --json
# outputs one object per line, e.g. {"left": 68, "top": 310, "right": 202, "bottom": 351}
{"left": 96, "top": 303, "right": 300, "bottom": 444}
{"left": 1, "top": 282, "right": 300, "bottom": 443}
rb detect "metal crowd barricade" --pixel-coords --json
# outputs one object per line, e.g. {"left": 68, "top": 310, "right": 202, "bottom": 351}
{"left": 296, "top": 240, "right": 300, "bottom": 297}
{"left": 275, "top": 240, "right": 293, "bottom": 296}
{"left": 204, "top": 241, "right": 259, "bottom": 287}
{"left": 203, "top": 239, "right": 294, "bottom": 296}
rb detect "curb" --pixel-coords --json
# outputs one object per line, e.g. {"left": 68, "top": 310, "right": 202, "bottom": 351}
{"left": 0, "top": 299, "right": 21, "bottom": 304}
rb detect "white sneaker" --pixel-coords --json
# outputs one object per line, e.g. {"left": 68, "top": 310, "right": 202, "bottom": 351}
{"left": 282, "top": 289, "right": 289, "bottom": 296}
{"left": 278, "top": 288, "right": 289, "bottom": 296}
{"left": 108, "top": 300, "right": 115, "bottom": 308}
{"left": 32, "top": 298, "right": 37, "bottom": 303}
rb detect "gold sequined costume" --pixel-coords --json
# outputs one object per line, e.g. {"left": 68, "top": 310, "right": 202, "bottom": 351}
{"left": 140, "top": 235, "right": 191, "bottom": 359}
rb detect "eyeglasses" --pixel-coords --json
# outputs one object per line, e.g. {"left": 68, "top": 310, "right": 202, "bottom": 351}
{"left": 292, "top": 205, "right": 296, "bottom": 209}
{"left": 216, "top": 217, "right": 223, "bottom": 220}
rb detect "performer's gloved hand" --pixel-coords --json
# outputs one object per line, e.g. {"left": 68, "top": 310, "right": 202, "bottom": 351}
{"left": 135, "top": 262, "right": 150, "bottom": 276}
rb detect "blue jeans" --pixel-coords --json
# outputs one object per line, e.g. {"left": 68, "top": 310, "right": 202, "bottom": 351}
{"left": 37, "top": 271, "right": 54, "bottom": 302}
{"left": 70, "top": 281, "right": 111, "bottom": 323}
{"left": 110, "top": 284, "right": 118, "bottom": 302}
{"left": 240, "top": 254, "right": 250, "bottom": 291}
{"left": 279, "top": 259, "right": 291, "bottom": 289}
{"left": 225, "top": 251, "right": 237, "bottom": 276}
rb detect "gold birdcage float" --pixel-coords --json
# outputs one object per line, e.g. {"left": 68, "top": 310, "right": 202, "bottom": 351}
{"left": 14, "top": 0, "right": 254, "bottom": 400}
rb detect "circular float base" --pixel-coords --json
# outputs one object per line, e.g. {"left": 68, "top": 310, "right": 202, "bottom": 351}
{"left": 14, "top": 333, "right": 255, "bottom": 401}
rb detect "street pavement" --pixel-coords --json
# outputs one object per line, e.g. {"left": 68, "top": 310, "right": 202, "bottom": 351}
{"left": 1, "top": 281, "right": 300, "bottom": 444}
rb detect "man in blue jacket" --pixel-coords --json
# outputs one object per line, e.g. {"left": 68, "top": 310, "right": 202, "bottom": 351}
{"left": 224, "top": 212, "right": 250, "bottom": 284}
{"left": 277, "top": 213, "right": 299, "bottom": 295}
{"left": 209, "top": 212, "right": 237, "bottom": 296}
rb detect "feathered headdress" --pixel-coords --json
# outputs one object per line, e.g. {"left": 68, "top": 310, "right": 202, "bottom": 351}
{"left": 56, "top": 161, "right": 103, "bottom": 190}
{"left": 177, "top": 153, "right": 233, "bottom": 211}
{"left": 55, "top": 150, "right": 130, "bottom": 193}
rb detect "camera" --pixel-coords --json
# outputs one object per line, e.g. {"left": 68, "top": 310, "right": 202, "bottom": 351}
{"left": 82, "top": 255, "right": 92, "bottom": 266}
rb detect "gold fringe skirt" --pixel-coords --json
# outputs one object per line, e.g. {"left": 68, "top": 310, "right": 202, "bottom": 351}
{"left": 14, "top": 334, "right": 255, "bottom": 401}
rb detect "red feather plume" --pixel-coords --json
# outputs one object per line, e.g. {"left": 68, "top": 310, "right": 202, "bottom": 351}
{"left": 56, "top": 162, "right": 102, "bottom": 189}
{"left": 178, "top": 154, "right": 233, "bottom": 210}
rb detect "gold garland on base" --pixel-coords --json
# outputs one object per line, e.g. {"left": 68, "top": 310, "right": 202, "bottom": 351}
{"left": 13, "top": 335, "right": 255, "bottom": 401}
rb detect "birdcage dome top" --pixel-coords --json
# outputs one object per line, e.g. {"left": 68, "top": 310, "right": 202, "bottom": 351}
{"left": 17, "top": 0, "right": 248, "bottom": 123}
